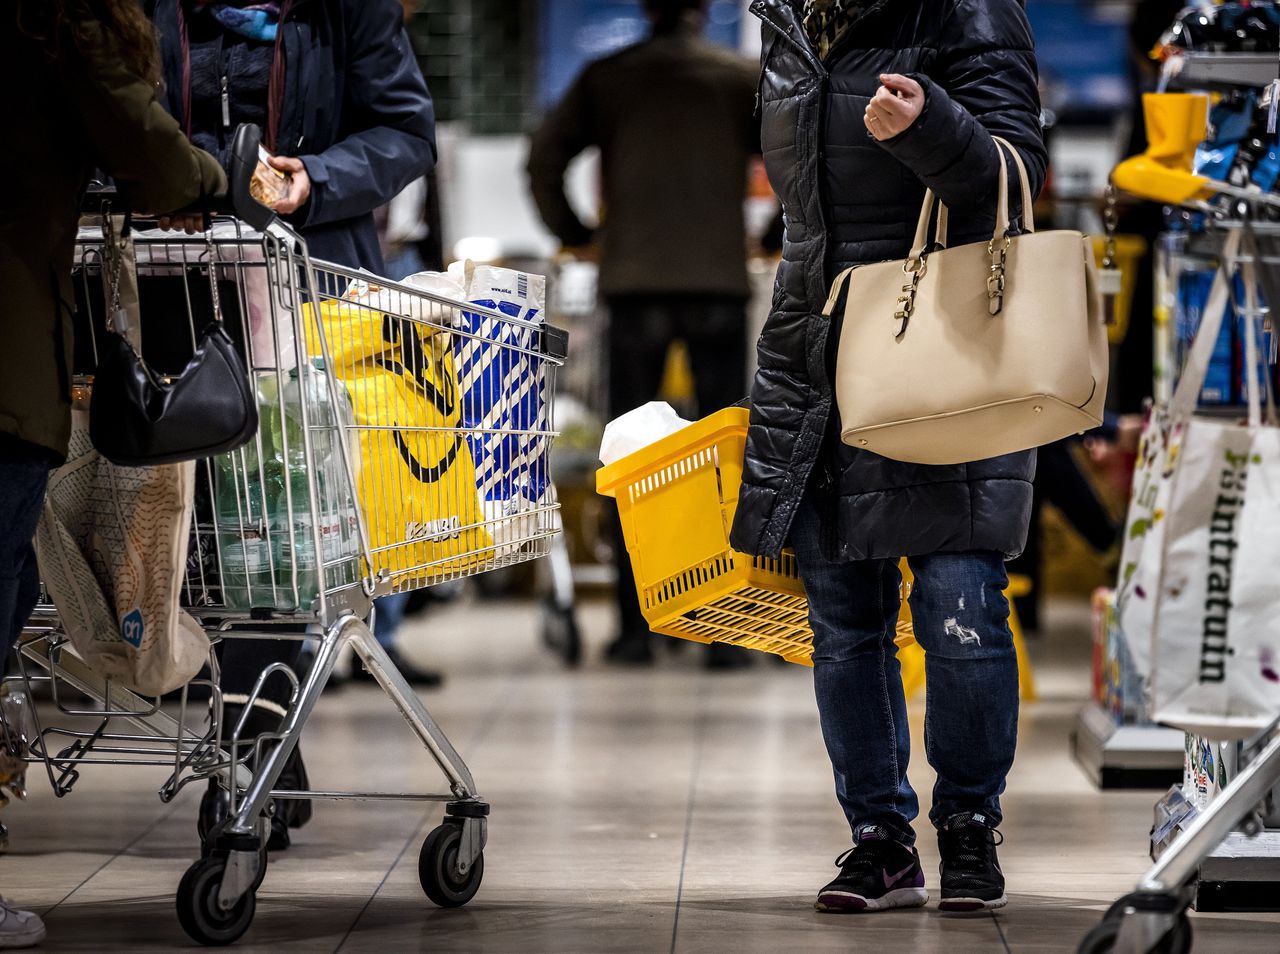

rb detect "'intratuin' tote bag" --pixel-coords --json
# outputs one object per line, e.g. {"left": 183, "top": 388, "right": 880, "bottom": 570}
{"left": 1117, "top": 225, "right": 1280, "bottom": 739}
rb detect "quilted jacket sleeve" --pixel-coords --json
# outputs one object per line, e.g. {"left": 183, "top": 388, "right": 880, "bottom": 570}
{"left": 298, "top": 0, "right": 436, "bottom": 228}
{"left": 876, "top": 0, "right": 1046, "bottom": 220}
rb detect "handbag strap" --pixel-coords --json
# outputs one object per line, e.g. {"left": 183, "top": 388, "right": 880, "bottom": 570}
{"left": 907, "top": 191, "right": 950, "bottom": 263}
{"left": 986, "top": 138, "right": 1036, "bottom": 315}
{"left": 823, "top": 265, "right": 857, "bottom": 317}
{"left": 101, "top": 212, "right": 143, "bottom": 349}
{"left": 992, "top": 136, "right": 1036, "bottom": 238}
{"left": 1171, "top": 226, "right": 1244, "bottom": 419}
{"left": 828, "top": 136, "right": 1036, "bottom": 322}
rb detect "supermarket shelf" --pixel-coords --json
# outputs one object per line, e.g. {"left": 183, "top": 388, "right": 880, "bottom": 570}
{"left": 1171, "top": 51, "right": 1280, "bottom": 90}
{"left": 1070, "top": 701, "right": 1186, "bottom": 790}
{"left": 1196, "top": 832, "right": 1280, "bottom": 912}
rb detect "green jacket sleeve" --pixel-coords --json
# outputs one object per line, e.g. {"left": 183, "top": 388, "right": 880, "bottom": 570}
{"left": 64, "top": 18, "right": 226, "bottom": 214}
{"left": 526, "top": 71, "right": 597, "bottom": 248}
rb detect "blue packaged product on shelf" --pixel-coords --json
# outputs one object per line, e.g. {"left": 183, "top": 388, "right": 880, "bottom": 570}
{"left": 1252, "top": 144, "right": 1280, "bottom": 191}
{"left": 1233, "top": 272, "right": 1277, "bottom": 404}
{"left": 1176, "top": 268, "right": 1233, "bottom": 404}
{"left": 1195, "top": 143, "right": 1239, "bottom": 181}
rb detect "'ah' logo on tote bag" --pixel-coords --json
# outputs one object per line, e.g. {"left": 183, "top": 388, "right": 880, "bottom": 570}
{"left": 121, "top": 609, "right": 145, "bottom": 649}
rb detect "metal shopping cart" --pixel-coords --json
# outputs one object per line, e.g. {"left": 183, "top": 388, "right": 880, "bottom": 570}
{"left": 2, "top": 127, "right": 566, "bottom": 946}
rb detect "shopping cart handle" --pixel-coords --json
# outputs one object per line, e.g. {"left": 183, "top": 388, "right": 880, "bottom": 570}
{"left": 542, "top": 325, "right": 569, "bottom": 361}
{"left": 80, "top": 123, "right": 274, "bottom": 230}
{"left": 227, "top": 123, "right": 277, "bottom": 232}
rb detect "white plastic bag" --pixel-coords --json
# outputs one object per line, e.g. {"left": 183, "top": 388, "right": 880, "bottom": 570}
{"left": 600, "top": 402, "right": 693, "bottom": 466}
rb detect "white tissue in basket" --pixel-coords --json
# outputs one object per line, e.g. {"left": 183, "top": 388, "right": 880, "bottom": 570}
{"left": 600, "top": 402, "right": 693, "bottom": 466}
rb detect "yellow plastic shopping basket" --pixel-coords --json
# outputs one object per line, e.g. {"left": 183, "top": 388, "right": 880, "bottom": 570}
{"left": 596, "top": 407, "right": 1036, "bottom": 700}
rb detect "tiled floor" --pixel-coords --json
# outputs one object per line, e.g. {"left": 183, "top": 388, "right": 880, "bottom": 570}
{"left": 5, "top": 595, "right": 1278, "bottom": 952}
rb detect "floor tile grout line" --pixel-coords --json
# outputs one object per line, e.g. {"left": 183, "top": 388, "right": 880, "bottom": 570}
{"left": 669, "top": 672, "right": 711, "bottom": 954}
{"left": 992, "top": 911, "right": 1012, "bottom": 953}
{"left": 331, "top": 811, "right": 433, "bottom": 954}
{"left": 332, "top": 656, "right": 536, "bottom": 953}
{"left": 38, "top": 795, "right": 185, "bottom": 920}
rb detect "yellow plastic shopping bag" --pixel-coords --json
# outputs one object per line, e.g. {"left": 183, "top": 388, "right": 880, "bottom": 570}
{"left": 305, "top": 298, "right": 493, "bottom": 588}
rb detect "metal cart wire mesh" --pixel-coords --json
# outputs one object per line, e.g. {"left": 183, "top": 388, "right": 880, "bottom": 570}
{"left": 3, "top": 210, "right": 565, "bottom": 945}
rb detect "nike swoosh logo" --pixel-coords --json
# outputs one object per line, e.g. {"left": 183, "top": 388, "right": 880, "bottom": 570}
{"left": 883, "top": 863, "right": 916, "bottom": 889}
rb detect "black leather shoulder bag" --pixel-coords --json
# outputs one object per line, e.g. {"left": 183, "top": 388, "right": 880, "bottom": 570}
{"left": 89, "top": 210, "right": 258, "bottom": 467}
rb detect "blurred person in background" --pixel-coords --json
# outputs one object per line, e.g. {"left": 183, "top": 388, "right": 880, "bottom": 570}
{"left": 732, "top": 0, "right": 1044, "bottom": 915}
{"left": 527, "top": 0, "right": 760, "bottom": 668}
{"left": 5, "top": 0, "right": 227, "bottom": 945}
{"left": 147, "top": 0, "right": 436, "bottom": 848}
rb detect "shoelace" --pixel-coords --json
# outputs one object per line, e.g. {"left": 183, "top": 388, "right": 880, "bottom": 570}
{"left": 944, "top": 827, "right": 1004, "bottom": 871}
{"left": 834, "top": 842, "right": 888, "bottom": 873}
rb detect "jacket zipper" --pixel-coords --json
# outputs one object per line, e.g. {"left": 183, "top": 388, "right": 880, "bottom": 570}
{"left": 221, "top": 74, "right": 231, "bottom": 129}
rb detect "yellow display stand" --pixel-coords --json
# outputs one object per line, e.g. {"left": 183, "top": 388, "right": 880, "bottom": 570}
{"left": 597, "top": 407, "right": 1037, "bottom": 700}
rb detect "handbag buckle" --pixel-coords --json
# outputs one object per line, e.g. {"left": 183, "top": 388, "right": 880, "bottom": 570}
{"left": 986, "top": 235, "right": 1011, "bottom": 314}
{"left": 894, "top": 258, "right": 927, "bottom": 338}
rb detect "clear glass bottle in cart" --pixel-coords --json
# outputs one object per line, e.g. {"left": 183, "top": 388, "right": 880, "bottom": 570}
{"left": 270, "top": 358, "right": 361, "bottom": 608}
{"left": 214, "top": 375, "right": 282, "bottom": 609}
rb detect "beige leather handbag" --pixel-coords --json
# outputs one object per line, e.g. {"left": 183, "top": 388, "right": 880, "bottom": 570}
{"left": 829, "top": 137, "right": 1107, "bottom": 465}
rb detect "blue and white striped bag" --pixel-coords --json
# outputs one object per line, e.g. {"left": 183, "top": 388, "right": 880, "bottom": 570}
{"left": 450, "top": 264, "right": 551, "bottom": 550}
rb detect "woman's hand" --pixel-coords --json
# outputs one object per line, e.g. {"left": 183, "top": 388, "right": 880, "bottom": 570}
{"left": 157, "top": 214, "right": 206, "bottom": 234}
{"left": 268, "top": 155, "right": 312, "bottom": 214}
{"left": 864, "top": 74, "right": 925, "bottom": 141}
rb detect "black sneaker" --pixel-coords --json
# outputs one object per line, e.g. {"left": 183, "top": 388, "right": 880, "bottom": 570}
{"left": 815, "top": 826, "right": 928, "bottom": 913}
{"left": 937, "top": 812, "right": 1007, "bottom": 913}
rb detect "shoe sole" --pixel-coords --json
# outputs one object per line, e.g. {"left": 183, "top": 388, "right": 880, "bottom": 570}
{"left": 815, "top": 887, "right": 930, "bottom": 913}
{"left": 0, "top": 925, "right": 46, "bottom": 949}
{"left": 938, "top": 894, "right": 1008, "bottom": 914}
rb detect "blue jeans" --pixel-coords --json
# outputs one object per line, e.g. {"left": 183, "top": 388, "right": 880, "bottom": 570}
{"left": 0, "top": 436, "right": 53, "bottom": 667}
{"left": 373, "top": 593, "right": 410, "bottom": 651}
{"left": 789, "top": 494, "right": 1020, "bottom": 845}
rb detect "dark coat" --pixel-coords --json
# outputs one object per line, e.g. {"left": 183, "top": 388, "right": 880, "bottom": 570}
{"left": 0, "top": 16, "right": 225, "bottom": 458}
{"left": 527, "top": 18, "right": 760, "bottom": 298}
{"left": 152, "top": 0, "right": 436, "bottom": 272}
{"left": 729, "top": 0, "right": 1048, "bottom": 563}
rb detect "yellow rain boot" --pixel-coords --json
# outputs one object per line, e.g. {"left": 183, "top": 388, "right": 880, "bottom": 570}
{"left": 1112, "top": 93, "right": 1215, "bottom": 205}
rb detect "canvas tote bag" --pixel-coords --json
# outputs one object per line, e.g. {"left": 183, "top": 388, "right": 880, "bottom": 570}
{"left": 1117, "top": 226, "right": 1280, "bottom": 738}
{"left": 36, "top": 405, "right": 209, "bottom": 697}
{"left": 829, "top": 138, "right": 1108, "bottom": 465}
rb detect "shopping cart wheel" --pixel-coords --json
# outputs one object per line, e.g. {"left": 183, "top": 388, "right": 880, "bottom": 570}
{"left": 419, "top": 822, "right": 484, "bottom": 907}
{"left": 540, "top": 598, "right": 582, "bottom": 668}
{"left": 1076, "top": 911, "right": 1192, "bottom": 954}
{"left": 200, "top": 835, "right": 269, "bottom": 893}
{"left": 176, "top": 856, "right": 257, "bottom": 946}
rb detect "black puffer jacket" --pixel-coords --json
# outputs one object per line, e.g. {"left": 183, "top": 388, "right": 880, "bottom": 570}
{"left": 730, "top": 0, "right": 1048, "bottom": 562}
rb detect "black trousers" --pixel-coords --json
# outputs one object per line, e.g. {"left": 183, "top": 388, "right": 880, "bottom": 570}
{"left": 605, "top": 293, "right": 749, "bottom": 641}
